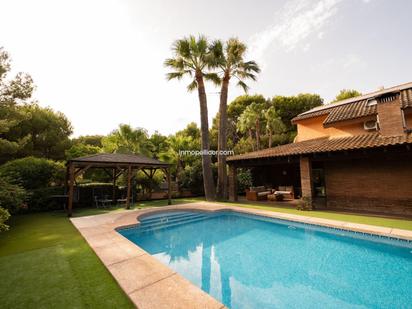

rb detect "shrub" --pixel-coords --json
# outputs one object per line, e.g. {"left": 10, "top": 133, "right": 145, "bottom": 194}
{"left": 237, "top": 168, "right": 252, "bottom": 194}
{"left": 0, "top": 177, "right": 27, "bottom": 213}
{"left": 180, "top": 161, "right": 205, "bottom": 195}
{"left": 0, "top": 156, "right": 65, "bottom": 189}
{"left": 296, "top": 196, "right": 313, "bottom": 211}
{"left": 28, "top": 187, "right": 65, "bottom": 211}
{"left": 0, "top": 207, "right": 11, "bottom": 232}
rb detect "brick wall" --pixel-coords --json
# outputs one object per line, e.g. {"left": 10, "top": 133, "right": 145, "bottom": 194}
{"left": 300, "top": 157, "right": 313, "bottom": 198}
{"left": 377, "top": 96, "right": 404, "bottom": 136}
{"left": 324, "top": 156, "right": 412, "bottom": 216}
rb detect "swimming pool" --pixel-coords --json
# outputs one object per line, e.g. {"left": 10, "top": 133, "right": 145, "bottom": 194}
{"left": 118, "top": 210, "right": 412, "bottom": 309}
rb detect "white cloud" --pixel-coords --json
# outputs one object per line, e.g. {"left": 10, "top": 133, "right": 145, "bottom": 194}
{"left": 249, "top": 0, "right": 341, "bottom": 62}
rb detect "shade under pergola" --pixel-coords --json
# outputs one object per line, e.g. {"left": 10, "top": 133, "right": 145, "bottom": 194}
{"left": 65, "top": 153, "right": 171, "bottom": 217}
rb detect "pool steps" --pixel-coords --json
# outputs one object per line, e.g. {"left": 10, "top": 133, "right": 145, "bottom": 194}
{"left": 136, "top": 212, "right": 213, "bottom": 233}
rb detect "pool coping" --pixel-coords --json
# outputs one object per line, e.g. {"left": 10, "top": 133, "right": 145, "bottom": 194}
{"left": 70, "top": 202, "right": 412, "bottom": 309}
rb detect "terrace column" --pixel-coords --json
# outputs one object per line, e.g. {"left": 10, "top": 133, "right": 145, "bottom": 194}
{"left": 228, "top": 164, "right": 238, "bottom": 202}
{"left": 300, "top": 156, "right": 313, "bottom": 199}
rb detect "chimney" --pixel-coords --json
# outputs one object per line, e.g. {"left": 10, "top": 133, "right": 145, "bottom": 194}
{"left": 376, "top": 93, "right": 404, "bottom": 136}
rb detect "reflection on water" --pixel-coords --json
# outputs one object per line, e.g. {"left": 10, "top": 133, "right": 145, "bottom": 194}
{"left": 120, "top": 212, "right": 412, "bottom": 309}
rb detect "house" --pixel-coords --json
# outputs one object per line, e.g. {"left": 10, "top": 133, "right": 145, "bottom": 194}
{"left": 227, "top": 82, "right": 412, "bottom": 216}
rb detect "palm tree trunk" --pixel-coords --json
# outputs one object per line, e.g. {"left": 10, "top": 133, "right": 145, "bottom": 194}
{"left": 255, "top": 119, "right": 260, "bottom": 150}
{"left": 268, "top": 129, "right": 272, "bottom": 148}
{"left": 196, "top": 74, "right": 216, "bottom": 200}
{"left": 249, "top": 129, "right": 254, "bottom": 151}
{"left": 217, "top": 76, "right": 229, "bottom": 200}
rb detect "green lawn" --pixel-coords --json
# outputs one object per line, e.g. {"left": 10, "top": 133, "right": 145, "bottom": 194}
{"left": 0, "top": 198, "right": 198, "bottom": 309}
{"left": 222, "top": 200, "right": 412, "bottom": 231}
{"left": 1, "top": 197, "right": 411, "bottom": 308}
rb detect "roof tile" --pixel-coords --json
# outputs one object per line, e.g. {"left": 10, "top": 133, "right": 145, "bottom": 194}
{"left": 227, "top": 133, "right": 412, "bottom": 162}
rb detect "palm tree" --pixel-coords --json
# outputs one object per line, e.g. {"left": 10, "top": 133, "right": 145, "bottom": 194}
{"left": 164, "top": 35, "right": 219, "bottom": 201}
{"left": 237, "top": 103, "right": 264, "bottom": 150}
{"left": 102, "top": 124, "right": 152, "bottom": 156}
{"left": 265, "top": 107, "right": 286, "bottom": 148}
{"left": 210, "top": 38, "right": 260, "bottom": 199}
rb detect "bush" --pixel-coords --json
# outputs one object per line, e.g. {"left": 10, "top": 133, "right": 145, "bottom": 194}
{"left": 0, "top": 156, "right": 65, "bottom": 189}
{"left": 0, "top": 177, "right": 27, "bottom": 213}
{"left": 180, "top": 161, "right": 204, "bottom": 195}
{"left": 296, "top": 196, "right": 313, "bottom": 211}
{"left": 237, "top": 168, "right": 252, "bottom": 194}
{"left": 28, "top": 187, "right": 65, "bottom": 211}
{"left": 0, "top": 207, "right": 11, "bottom": 232}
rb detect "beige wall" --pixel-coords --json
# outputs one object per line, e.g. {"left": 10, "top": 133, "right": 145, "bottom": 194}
{"left": 295, "top": 115, "right": 371, "bottom": 142}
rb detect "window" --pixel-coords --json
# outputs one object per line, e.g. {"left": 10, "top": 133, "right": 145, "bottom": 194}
{"left": 366, "top": 98, "right": 377, "bottom": 106}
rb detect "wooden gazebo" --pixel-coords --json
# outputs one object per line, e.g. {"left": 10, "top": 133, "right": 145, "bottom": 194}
{"left": 65, "top": 153, "right": 171, "bottom": 217}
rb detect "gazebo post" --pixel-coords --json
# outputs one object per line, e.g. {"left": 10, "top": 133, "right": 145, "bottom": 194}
{"left": 126, "top": 165, "right": 132, "bottom": 209}
{"left": 67, "top": 162, "right": 75, "bottom": 217}
{"left": 112, "top": 168, "right": 116, "bottom": 204}
{"left": 167, "top": 167, "right": 171, "bottom": 205}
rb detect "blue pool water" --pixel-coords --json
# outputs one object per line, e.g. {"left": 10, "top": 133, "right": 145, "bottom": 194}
{"left": 118, "top": 211, "right": 412, "bottom": 309}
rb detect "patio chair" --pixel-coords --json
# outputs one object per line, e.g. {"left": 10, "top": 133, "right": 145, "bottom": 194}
{"left": 246, "top": 186, "right": 272, "bottom": 201}
{"left": 273, "top": 186, "right": 294, "bottom": 200}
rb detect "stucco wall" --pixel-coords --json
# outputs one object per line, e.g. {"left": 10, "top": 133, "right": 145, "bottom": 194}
{"left": 295, "top": 115, "right": 372, "bottom": 142}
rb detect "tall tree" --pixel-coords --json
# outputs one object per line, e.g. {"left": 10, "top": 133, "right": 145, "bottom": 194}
{"left": 332, "top": 89, "right": 362, "bottom": 103}
{"left": 237, "top": 102, "right": 264, "bottom": 150}
{"left": 102, "top": 124, "right": 152, "bottom": 156}
{"left": 265, "top": 107, "right": 285, "bottom": 148}
{"left": 210, "top": 38, "right": 260, "bottom": 199}
{"left": 0, "top": 47, "right": 34, "bottom": 161}
{"left": 164, "top": 35, "right": 219, "bottom": 201}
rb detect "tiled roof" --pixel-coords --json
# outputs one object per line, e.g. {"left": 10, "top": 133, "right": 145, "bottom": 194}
{"left": 227, "top": 133, "right": 412, "bottom": 162}
{"left": 323, "top": 99, "right": 377, "bottom": 126}
{"left": 292, "top": 82, "right": 412, "bottom": 124}
{"left": 401, "top": 88, "right": 412, "bottom": 109}
{"left": 69, "top": 153, "right": 169, "bottom": 166}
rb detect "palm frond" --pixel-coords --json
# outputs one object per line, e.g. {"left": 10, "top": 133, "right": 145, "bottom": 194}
{"left": 242, "top": 60, "right": 261, "bottom": 73}
{"left": 237, "top": 80, "right": 249, "bottom": 93}
{"left": 187, "top": 79, "right": 198, "bottom": 92}
{"left": 166, "top": 71, "right": 185, "bottom": 81}
{"left": 203, "top": 73, "right": 221, "bottom": 86}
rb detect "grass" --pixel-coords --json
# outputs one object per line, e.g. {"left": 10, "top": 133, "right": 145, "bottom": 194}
{"left": 221, "top": 200, "right": 412, "bottom": 231}
{"left": 1, "top": 196, "right": 411, "bottom": 308}
{"left": 0, "top": 198, "right": 199, "bottom": 309}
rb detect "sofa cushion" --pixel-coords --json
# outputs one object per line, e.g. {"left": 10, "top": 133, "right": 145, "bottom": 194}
{"left": 257, "top": 191, "right": 271, "bottom": 196}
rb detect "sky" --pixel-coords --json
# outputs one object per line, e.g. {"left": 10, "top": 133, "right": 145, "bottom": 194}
{"left": 1, "top": 0, "right": 412, "bottom": 137}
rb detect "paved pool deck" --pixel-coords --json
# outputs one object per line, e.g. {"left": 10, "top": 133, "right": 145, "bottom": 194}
{"left": 70, "top": 202, "right": 412, "bottom": 309}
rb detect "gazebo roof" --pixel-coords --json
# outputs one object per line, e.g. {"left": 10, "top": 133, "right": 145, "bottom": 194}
{"left": 68, "top": 153, "right": 170, "bottom": 167}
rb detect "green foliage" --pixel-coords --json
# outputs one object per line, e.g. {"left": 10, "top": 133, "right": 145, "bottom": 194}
{"left": 102, "top": 124, "right": 152, "bottom": 156}
{"left": 271, "top": 93, "right": 323, "bottom": 133}
{"left": 0, "top": 207, "right": 10, "bottom": 232}
{"left": 164, "top": 35, "right": 220, "bottom": 92}
{"left": 28, "top": 187, "right": 65, "bottom": 211}
{"left": 12, "top": 104, "right": 72, "bottom": 160}
{"left": 209, "top": 37, "right": 260, "bottom": 92}
{"left": 332, "top": 89, "right": 362, "bottom": 103}
{"left": 237, "top": 169, "right": 252, "bottom": 193}
{"left": 0, "top": 178, "right": 26, "bottom": 213}
{"left": 180, "top": 160, "right": 205, "bottom": 195}
{"left": 65, "top": 143, "right": 101, "bottom": 160}
{"left": 71, "top": 135, "right": 104, "bottom": 147}
{"left": 296, "top": 196, "right": 313, "bottom": 211}
{"left": 0, "top": 156, "right": 65, "bottom": 190}
{"left": 0, "top": 48, "right": 33, "bottom": 160}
